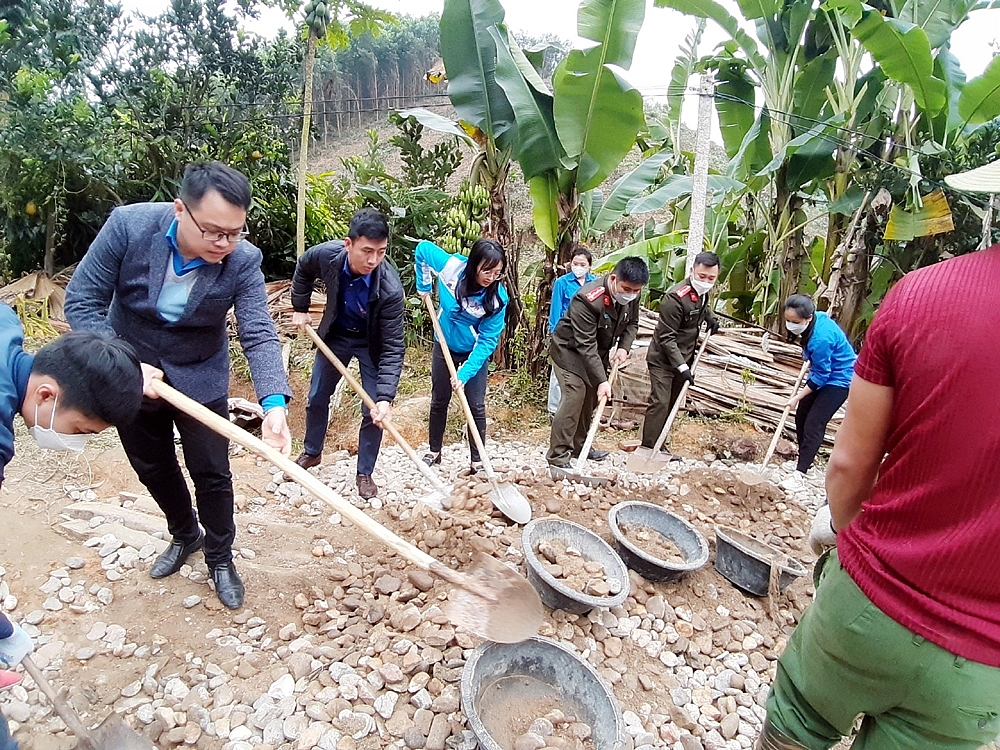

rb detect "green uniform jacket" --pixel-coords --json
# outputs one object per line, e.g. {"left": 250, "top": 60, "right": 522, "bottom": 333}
{"left": 646, "top": 280, "right": 716, "bottom": 370}
{"left": 549, "top": 277, "right": 640, "bottom": 388}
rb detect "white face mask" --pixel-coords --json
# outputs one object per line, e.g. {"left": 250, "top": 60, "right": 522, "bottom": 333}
{"left": 690, "top": 278, "right": 716, "bottom": 296}
{"left": 614, "top": 289, "right": 639, "bottom": 304}
{"left": 29, "top": 397, "right": 90, "bottom": 453}
{"left": 786, "top": 320, "right": 810, "bottom": 335}
{"left": 571, "top": 264, "right": 590, "bottom": 279}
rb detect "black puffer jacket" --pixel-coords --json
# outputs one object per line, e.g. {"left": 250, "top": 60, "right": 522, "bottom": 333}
{"left": 291, "top": 241, "right": 405, "bottom": 403}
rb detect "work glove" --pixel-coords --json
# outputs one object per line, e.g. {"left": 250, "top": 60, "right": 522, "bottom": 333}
{"left": 0, "top": 620, "right": 33, "bottom": 668}
{"left": 809, "top": 504, "right": 838, "bottom": 555}
{"left": 706, "top": 319, "right": 720, "bottom": 335}
{"left": 678, "top": 366, "right": 695, "bottom": 386}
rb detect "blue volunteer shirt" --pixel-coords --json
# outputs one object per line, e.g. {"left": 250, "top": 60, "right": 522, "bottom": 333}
{"left": 0, "top": 303, "right": 34, "bottom": 482}
{"left": 549, "top": 270, "right": 596, "bottom": 332}
{"left": 338, "top": 263, "right": 371, "bottom": 334}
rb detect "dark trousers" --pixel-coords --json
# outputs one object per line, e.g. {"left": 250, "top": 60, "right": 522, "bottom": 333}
{"left": 641, "top": 363, "right": 687, "bottom": 448}
{"left": 795, "top": 385, "right": 849, "bottom": 472}
{"left": 547, "top": 362, "right": 598, "bottom": 463}
{"left": 117, "top": 395, "right": 234, "bottom": 568}
{"left": 428, "top": 342, "right": 489, "bottom": 462}
{"left": 304, "top": 334, "right": 382, "bottom": 476}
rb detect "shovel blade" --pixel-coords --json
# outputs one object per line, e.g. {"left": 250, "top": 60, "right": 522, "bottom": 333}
{"left": 90, "top": 713, "right": 154, "bottom": 750}
{"left": 418, "top": 489, "right": 448, "bottom": 511}
{"left": 739, "top": 468, "right": 771, "bottom": 486}
{"left": 490, "top": 482, "right": 532, "bottom": 524}
{"left": 626, "top": 447, "right": 669, "bottom": 474}
{"left": 443, "top": 553, "right": 543, "bottom": 643}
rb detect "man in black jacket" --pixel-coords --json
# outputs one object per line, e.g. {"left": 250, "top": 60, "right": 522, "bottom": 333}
{"left": 291, "top": 209, "right": 405, "bottom": 499}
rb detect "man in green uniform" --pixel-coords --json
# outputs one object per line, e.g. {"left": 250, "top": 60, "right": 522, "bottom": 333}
{"left": 642, "top": 251, "right": 721, "bottom": 454}
{"left": 547, "top": 256, "right": 649, "bottom": 468}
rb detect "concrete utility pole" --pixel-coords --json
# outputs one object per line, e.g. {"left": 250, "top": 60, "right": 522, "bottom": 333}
{"left": 686, "top": 75, "right": 715, "bottom": 278}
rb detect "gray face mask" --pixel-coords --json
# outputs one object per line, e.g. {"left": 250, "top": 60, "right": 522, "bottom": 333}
{"left": 28, "top": 397, "right": 90, "bottom": 453}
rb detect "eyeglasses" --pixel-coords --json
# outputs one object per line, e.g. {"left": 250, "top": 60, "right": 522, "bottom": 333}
{"left": 182, "top": 201, "right": 249, "bottom": 244}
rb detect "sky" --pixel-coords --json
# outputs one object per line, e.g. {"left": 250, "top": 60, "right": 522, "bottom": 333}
{"left": 124, "top": 0, "right": 999, "bottom": 131}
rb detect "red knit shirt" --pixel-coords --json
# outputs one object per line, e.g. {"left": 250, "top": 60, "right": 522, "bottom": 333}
{"left": 838, "top": 245, "right": 1000, "bottom": 666}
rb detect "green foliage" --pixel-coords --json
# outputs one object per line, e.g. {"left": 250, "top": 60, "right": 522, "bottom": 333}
{"left": 0, "top": 0, "right": 318, "bottom": 279}
{"left": 388, "top": 112, "right": 464, "bottom": 188}
{"left": 341, "top": 129, "right": 452, "bottom": 293}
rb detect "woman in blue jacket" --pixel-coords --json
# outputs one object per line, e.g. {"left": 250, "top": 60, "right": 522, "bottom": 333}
{"left": 784, "top": 294, "right": 857, "bottom": 473}
{"left": 416, "top": 238, "right": 509, "bottom": 472}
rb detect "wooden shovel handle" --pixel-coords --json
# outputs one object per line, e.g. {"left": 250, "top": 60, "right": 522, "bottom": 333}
{"left": 422, "top": 294, "right": 498, "bottom": 482}
{"left": 760, "top": 360, "right": 810, "bottom": 469}
{"left": 303, "top": 326, "right": 450, "bottom": 495}
{"left": 22, "top": 656, "right": 97, "bottom": 748}
{"left": 148, "top": 380, "right": 439, "bottom": 572}
{"left": 575, "top": 360, "right": 620, "bottom": 469}
{"left": 649, "top": 333, "right": 712, "bottom": 454}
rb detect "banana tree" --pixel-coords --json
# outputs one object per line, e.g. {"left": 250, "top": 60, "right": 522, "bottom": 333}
{"left": 291, "top": 0, "right": 393, "bottom": 257}
{"left": 488, "top": 0, "right": 647, "bottom": 369}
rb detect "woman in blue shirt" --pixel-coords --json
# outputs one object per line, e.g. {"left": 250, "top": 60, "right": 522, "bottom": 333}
{"left": 784, "top": 294, "right": 857, "bottom": 473}
{"left": 547, "top": 247, "right": 595, "bottom": 415}
{"left": 415, "top": 238, "right": 509, "bottom": 473}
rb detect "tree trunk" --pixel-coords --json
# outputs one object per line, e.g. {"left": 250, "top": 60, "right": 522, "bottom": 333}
{"left": 830, "top": 189, "right": 893, "bottom": 340}
{"left": 296, "top": 33, "right": 318, "bottom": 258}
{"left": 43, "top": 209, "right": 56, "bottom": 277}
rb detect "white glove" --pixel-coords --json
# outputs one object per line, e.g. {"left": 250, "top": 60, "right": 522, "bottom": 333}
{"left": 0, "top": 622, "right": 33, "bottom": 667}
{"left": 809, "top": 505, "right": 837, "bottom": 555}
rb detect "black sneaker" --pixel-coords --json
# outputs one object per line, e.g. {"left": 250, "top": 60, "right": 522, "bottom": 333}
{"left": 587, "top": 449, "right": 610, "bottom": 461}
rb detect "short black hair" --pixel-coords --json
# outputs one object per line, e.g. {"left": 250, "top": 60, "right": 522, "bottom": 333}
{"left": 32, "top": 332, "right": 144, "bottom": 426}
{"left": 180, "top": 162, "right": 252, "bottom": 211}
{"left": 613, "top": 256, "right": 650, "bottom": 285}
{"left": 784, "top": 294, "right": 816, "bottom": 319}
{"left": 348, "top": 208, "right": 390, "bottom": 241}
{"left": 571, "top": 246, "right": 593, "bottom": 264}
{"left": 693, "top": 251, "right": 721, "bottom": 269}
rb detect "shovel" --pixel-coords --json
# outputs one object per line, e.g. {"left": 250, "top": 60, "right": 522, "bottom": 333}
{"left": 21, "top": 655, "right": 153, "bottom": 750}
{"left": 303, "top": 325, "right": 453, "bottom": 511}
{"left": 549, "top": 361, "right": 620, "bottom": 487}
{"left": 627, "top": 334, "right": 712, "bottom": 473}
{"left": 422, "top": 295, "right": 532, "bottom": 524}
{"left": 741, "top": 360, "right": 810, "bottom": 486}
{"left": 148, "top": 380, "right": 542, "bottom": 643}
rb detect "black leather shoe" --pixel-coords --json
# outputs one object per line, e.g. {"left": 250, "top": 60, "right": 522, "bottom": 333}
{"left": 210, "top": 562, "right": 245, "bottom": 610}
{"left": 149, "top": 533, "right": 204, "bottom": 579}
{"left": 587, "top": 448, "right": 610, "bottom": 461}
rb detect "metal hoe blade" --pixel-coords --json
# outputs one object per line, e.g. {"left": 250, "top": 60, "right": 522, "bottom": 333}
{"left": 547, "top": 464, "right": 611, "bottom": 488}
{"left": 441, "top": 553, "right": 544, "bottom": 643}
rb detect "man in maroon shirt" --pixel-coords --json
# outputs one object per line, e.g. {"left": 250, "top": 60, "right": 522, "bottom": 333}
{"left": 758, "top": 245, "right": 1000, "bottom": 750}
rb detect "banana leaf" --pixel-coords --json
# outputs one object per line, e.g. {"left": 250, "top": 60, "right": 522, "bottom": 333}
{"left": 958, "top": 54, "right": 1000, "bottom": 126}
{"left": 883, "top": 190, "right": 955, "bottom": 240}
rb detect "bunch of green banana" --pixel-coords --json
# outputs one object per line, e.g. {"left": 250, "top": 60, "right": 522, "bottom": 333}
{"left": 303, "top": 0, "right": 329, "bottom": 38}
{"left": 440, "top": 180, "right": 490, "bottom": 253}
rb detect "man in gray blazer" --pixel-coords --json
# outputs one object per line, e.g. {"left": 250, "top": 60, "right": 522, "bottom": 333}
{"left": 65, "top": 162, "right": 292, "bottom": 610}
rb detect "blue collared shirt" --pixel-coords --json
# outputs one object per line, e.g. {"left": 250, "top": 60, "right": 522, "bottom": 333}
{"left": 338, "top": 263, "right": 371, "bottom": 333}
{"left": 549, "top": 270, "right": 596, "bottom": 332}
{"left": 161, "top": 221, "right": 286, "bottom": 413}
